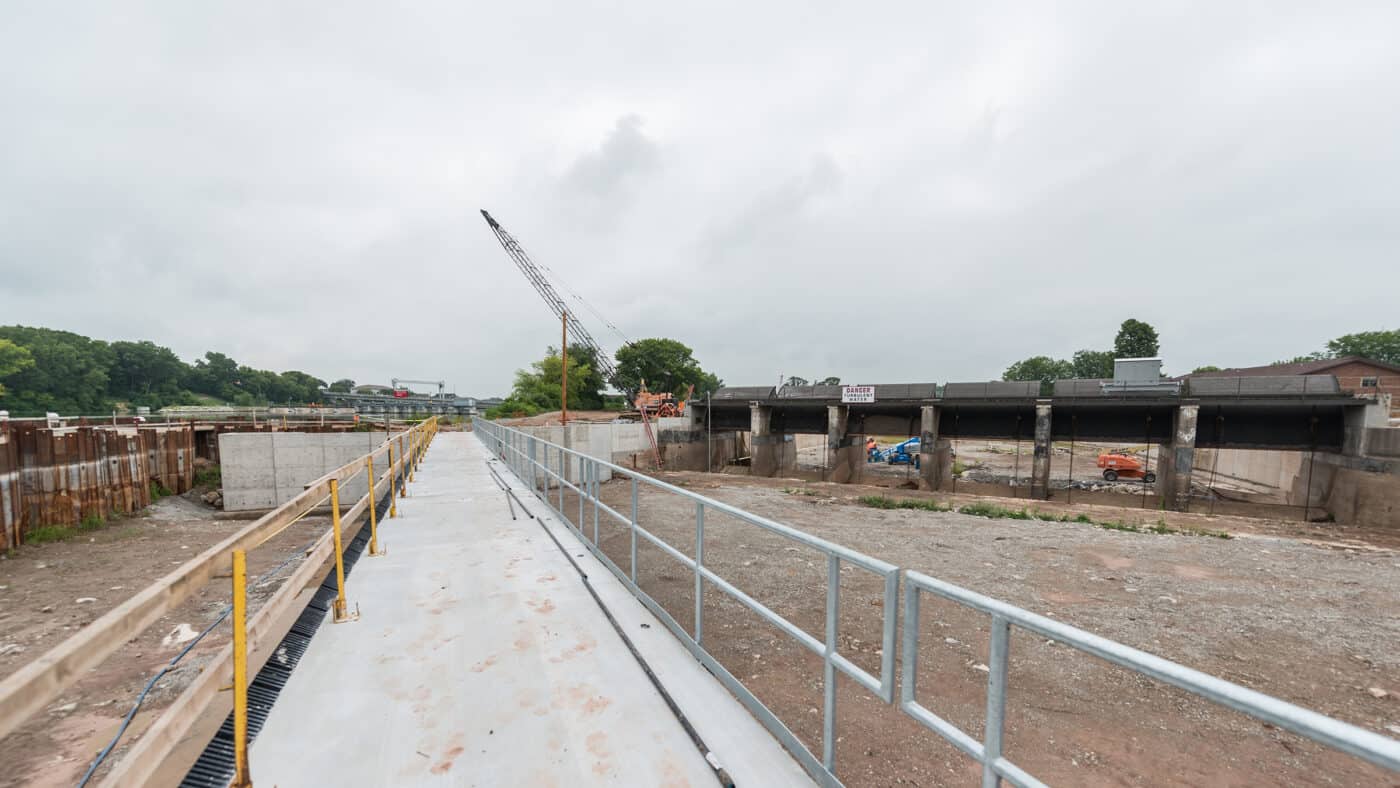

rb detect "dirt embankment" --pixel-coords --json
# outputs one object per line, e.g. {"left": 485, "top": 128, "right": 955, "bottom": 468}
{"left": 553, "top": 471, "right": 1400, "bottom": 787}
{"left": 0, "top": 494, "right": 330, "bottom": 788}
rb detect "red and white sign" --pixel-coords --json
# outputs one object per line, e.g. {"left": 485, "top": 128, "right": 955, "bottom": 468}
{"left": 841, "top": 385, "right": 876, "bottom": 404}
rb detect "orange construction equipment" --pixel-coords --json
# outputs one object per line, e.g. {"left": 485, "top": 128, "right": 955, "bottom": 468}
{"left": 635, "top": 382, "right": 694, "bottom": 418}
{"left": 1096, "top": 453, "right": 1156, "bottom": 483}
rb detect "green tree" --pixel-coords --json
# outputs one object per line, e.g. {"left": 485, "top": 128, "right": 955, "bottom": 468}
{"left": 0, "top": 326, "right": 114, "bottom": 415}
{"left": 1003, "top": 356, "right": 1073, "bottom": 391}
{"left": 109, "top": 340, "right": 187, "bottom": 405}
{"left": 1325, "top": 329, "right": 1400, "bottom": 364}
{"left": 1191, "top": 365, "right": 1223, "bottom": 374}
{"left": 1070, "top": 349, "right": 1114, "bottom": 379}
{"left": 563, "top": 343, "right": 607, "bottom": 410}
{"left": 1273, "top": 353, "right": 1327, "bottom": 366}
{"left": 1113, "top": 319, "right": 1160, "bottom": 359}
{"left": 613, "top": 338, "right": 721, "bottom": 399}
{"left": 186, "top": 351, "right": 241, "bottom": 400}
{"left": 496, "top": 346, "right": 598, "bottom": 415}
{"left": 817, "top": 376, "right": 841, "bottom": 386}
{"left": 784, "top": 376, "right": 809, "bottom": 387}
{"left": 329, "top": 378, "right": 356, "bottom": 393}
{"left": 0, "top": 338, "right": 35, "bottom": 398}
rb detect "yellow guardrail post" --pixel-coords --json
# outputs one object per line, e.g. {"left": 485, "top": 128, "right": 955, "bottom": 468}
{"left": 231, "top": 549, "right": 252, "bottom": 788}
{"left": 409, "top": 429, "right": 416, "bottom": 485}
{"left": 330, "top": 479, "right": 358, "bottom": 623}
{"left": 399, "top": 434, "right": 408, "bottom": 497}
{"left": 387, "top": 441, "right": 398, "bottom": 518}
{"left": 367, "top": 455, "right": 384, "bottom": 556}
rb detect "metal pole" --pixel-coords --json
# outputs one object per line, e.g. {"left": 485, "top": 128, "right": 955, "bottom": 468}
{"left": 982, "top": 615, "right": 1010, "bottom": 788}
{"left": 1066, "top": 413, "right": 1077, "bottom": 505}
{"left": 561, "top": 311, "right": 568, "bottom": 427}
{"left": 822, "top": 554, "right": 840, "bottom": 771}
{"left": 387, "top": 441, "right": 398, "bottom": 518}
{"left": 1304, "top": 408, "right": 1318, "bottom": 522}
{"left": 695, "top": 502, "right": 705, "bottom": 644}
{"left": 368, "top": 455, "right": 383, "bottom": 556}
{"left": 1141, "top": 414, "right": 1152, "bottom": 510}
{"left": 630, "top": 477, "right": 639, "bottom": 583}
{"left": 330, "top": 479, "right": 357, "bottom": 623}
{"left": 706, "top": 392, "right": 712, "bottom": 473}
{"left": 231, "top": 549, "right": 251, "bottom": 788}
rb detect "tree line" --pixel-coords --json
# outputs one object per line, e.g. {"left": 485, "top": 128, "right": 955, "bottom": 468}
{"left": 1002, "top": 321, "right": 1399, "bottom": 390}
{"left": 487, "top": 338, "right": 722, "bottom": 418}
{"left": 0, "top": 325, "right": 336, "bottom": 416}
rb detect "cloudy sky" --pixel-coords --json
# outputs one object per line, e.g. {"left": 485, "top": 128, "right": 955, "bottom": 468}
{"left": 2, "top": 2, "right": 1397, "bottom": 396}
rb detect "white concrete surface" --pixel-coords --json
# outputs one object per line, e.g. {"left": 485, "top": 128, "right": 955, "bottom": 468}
{"left": 250, "top": 432, "right": 811, "bottom": 787}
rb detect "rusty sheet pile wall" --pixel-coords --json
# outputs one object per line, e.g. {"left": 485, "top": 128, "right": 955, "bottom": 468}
{"left": 0, "top": 424, "right": 195, "bottom": 547}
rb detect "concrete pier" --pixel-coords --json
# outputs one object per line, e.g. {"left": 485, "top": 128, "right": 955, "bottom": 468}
{"left": 825, "top": 405, "right": 864, "bottom": 483}
{"left": 918, "top": 405, "right": 949, "bottom": 491}
{"left": 1030, "top": 400, "right": 1053, "bottom": 499}
{"left": 1160, "top": 404, "right": 1199, "bottom": 511}
{"left": 750, "top": 403, "right": 795, "bottom": 477}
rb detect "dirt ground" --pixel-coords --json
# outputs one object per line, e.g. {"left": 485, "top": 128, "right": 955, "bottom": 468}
{"left": 795, "top": 438, "right": 1323, "bottom": 524}
{"left": 547, "top": 470, "right": 1400, "bottom": 787}
{"left": 0, "top": 493, "right": 333, "bottom": 788}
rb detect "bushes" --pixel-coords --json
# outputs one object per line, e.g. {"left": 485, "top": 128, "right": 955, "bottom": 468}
{"left": 856, "top": 495, "right": 1230, "bottom": 539}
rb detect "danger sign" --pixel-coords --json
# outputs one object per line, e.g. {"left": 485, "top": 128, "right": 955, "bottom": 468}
{"left": 841, "top": 385, "right": 876, "bottom": 404}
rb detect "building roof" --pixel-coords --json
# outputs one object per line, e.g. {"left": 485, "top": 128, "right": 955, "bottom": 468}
{"left": 1186, "top": 356, "right": 1400, "bottom": 378}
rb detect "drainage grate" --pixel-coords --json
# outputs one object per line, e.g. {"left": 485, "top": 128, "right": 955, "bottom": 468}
{"left": 180, "top": 472, "right": 403, "bottom": 787}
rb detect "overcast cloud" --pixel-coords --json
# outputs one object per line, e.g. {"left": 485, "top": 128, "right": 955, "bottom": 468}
{"left": 2, "top": 2, "right": 1397, "bottom": 396}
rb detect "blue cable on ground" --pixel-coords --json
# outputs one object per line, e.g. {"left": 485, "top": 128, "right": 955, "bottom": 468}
{"left": 74, "top": 540, "right": 315, "bottom": 787}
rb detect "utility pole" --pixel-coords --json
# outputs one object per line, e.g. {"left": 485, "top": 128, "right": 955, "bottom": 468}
{"left": 561, "top": 311, "right": 568, "bottom": 427}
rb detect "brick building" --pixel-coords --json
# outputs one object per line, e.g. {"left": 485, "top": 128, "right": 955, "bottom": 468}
{"left": 1188, "top": 356, "right": 1400, "bottom": 417}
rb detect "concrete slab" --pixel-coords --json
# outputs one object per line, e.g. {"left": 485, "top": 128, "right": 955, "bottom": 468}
{"left": 250, "top": 432, "right": 811, "bottom": 787}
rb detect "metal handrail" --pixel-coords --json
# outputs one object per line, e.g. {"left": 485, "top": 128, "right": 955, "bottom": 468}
{"left": 901, "top": 570, "right": 1400, "bottom": 785}
{"left": 476, "top": 419, "right": 898, "bottom": 787}
{"left": 478, "top": 418, "right": 1400, "bottom": 787}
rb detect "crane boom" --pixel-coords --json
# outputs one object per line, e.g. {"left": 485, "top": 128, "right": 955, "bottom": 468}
{"left": 480, "top": 209, "right": 620, "bottom": 384}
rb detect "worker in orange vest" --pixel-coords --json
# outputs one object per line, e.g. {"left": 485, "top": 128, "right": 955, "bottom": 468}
{"left": 866, "top": 436, "right": 878, "bottom": 462}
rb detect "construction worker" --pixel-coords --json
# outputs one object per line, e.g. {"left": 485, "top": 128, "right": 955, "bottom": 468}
{"left": 866, "top": 436, "right": 879, "bottom": 462}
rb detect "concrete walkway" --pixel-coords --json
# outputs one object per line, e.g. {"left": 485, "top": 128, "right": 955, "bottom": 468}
{"left": 250, "top": 432, "right": 811, "bottom": 787}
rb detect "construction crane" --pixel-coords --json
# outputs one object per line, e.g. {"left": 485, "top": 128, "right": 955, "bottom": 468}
{"left": 391, "top": 379, "right": 446, "bottom": 399}
{"left": 479, "top": 209, "right": 621, "bottom": 387}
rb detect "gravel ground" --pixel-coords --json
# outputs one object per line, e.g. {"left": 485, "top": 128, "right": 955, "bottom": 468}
{"left": 549, "top": 472, "right": 1400, "bottom": 787}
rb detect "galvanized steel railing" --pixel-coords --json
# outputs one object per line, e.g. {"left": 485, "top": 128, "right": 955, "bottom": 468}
{"left": 475, "top": 418, "right": 897, "bottom": 786}
{"left": 475, "top": 419, "right": 1400, "bottom": 787}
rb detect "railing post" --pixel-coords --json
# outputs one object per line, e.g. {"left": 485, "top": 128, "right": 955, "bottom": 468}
{"left": 529, "top": 437, "right": 537, "bottom": 494}
{"left": 398, "top": 436, "right": 407, "bottom": 498}
{"left": 387, "top": 442, "right": 398, "bottom": 518}
{"left": 901, "top": 582, "right": 920, "bottom": 705}
{"left": 591, "top": 460, "right": 600, "bottom": 544}
{"left": 330, "top": 479, "right": 358, "bottom": 623}
{"left": 982, "top": 615, "right": 1011, "bottom": 788}
{"left": 367, "top": 455, "right": 384, "bottom": 556}
{"left": 695, "top": 502, "right": 704, "bottom": 644}
{"left": 823, "top": 554, "right": 840, "bottom": 772}
{"left": 231, "top": 549, "right": 251, "bottom": 788}
{"left": 630, "top": 477, "right": 638, "bottom": 584}
{"left": 558, "top": 449, "right": 565, "bottom": 520}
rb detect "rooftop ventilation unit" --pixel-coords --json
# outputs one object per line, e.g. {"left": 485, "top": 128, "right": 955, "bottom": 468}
{"left": 1100, "top": 358, "right": 1180, "bottom": 396}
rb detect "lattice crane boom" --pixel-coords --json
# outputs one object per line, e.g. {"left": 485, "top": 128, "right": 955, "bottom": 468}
{"left": 480, "top": 209, "right": 620, "bottom": 384}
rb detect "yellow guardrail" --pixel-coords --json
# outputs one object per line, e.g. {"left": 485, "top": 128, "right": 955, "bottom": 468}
{"left": 0, "top": 417, "right": 439, "bottom": 786}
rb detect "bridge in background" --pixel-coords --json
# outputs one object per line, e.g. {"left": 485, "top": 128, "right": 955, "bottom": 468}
{"left": 693, "top": 376, "right": 1391, "bottom": 511}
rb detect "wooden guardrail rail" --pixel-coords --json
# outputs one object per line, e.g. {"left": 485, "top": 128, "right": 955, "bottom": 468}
{"left": 0, "top": 418, "right": 439, "bottom": 786}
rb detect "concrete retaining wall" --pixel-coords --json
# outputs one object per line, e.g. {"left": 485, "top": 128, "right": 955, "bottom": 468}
{"left": 505, "top": 419, "right": 740, "bottom": 483}
{"left": 220, "top": 431, "right": 395, "bottom": 511}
